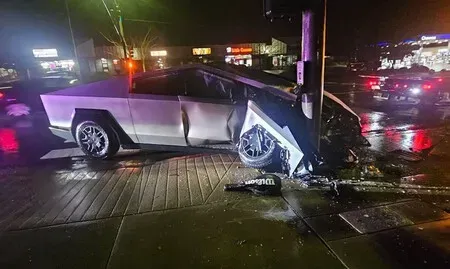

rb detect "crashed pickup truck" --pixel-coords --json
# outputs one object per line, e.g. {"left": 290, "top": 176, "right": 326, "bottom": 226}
{"left": 41, "top": 64, "right": 368, "bottom": 176}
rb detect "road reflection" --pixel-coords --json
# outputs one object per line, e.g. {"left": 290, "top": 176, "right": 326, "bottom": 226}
{"left": 359, "top": 111, "right": 436, "bottom": 152}
{"left": 0, "top": 128, "right": 19, "bottom": 154}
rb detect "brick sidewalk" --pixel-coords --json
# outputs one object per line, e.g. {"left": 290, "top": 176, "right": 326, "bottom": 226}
{"left": 0, "top": 153, "right": 260, "bottom": 231}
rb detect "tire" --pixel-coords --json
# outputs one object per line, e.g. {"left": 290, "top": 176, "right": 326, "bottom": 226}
{"left": 75, "top": 120, "right": 120, "bottom": 159}
{"left": 238, "top": 127, "right": 276, "bottom": 169}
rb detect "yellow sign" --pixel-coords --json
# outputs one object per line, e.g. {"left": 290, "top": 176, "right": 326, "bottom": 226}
{"left": 192, "top": 48, "right": 212, "bottom": 55}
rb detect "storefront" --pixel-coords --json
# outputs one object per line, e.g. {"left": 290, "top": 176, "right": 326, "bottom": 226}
{"left": 150, "top": 50, "right": 168, "bottom": 70}
{"left": 379, "top": 34, "right": 450, "bottom": 71}
{"left": 272, "top": 55, "right": 297, "bottom": 69}
{"left": 32, "top": 48, "right": 75, "bottom": 73}
{"left": 225, "top": 47, "right": 253, "bottom": 67}
{"left": 192, "top": 47, "right": 213, "bottom": 63}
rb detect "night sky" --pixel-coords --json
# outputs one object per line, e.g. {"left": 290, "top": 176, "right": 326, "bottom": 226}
{"left": 0, "top": 0, "right": 449, "bottom": 58}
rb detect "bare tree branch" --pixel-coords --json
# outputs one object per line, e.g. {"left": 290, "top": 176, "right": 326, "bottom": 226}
{"left": 143, "top": 27, "right": 152, "bottom": 43}
{"left": 100, "top": 31, "right": 121, "bottom": 47}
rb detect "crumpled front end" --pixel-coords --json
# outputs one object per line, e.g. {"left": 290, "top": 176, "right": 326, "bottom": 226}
{"left": 237, "top": 91, "right": 370, "bottom": 177}
{"left": 239, "top": 100, "right": 305, "bottom": 176}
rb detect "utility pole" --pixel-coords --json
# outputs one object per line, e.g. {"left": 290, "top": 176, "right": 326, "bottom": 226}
{"left": 301, "top": 0, "right": 327, "bottom": 149}
{"left": 115, "top": 2, "right": 129, "bottom": 61}
{"left": 263, "top": 0, "right": 327, "bottom": 150}
{"left": 101, "top": 0, "right": 127, "bottom": 59}
{"left": 65, "top": 0, "right": 81, "bottom": 79}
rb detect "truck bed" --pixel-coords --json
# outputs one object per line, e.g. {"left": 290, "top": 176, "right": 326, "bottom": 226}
{"left": 40, "top": 76, "right": 138, "bottom": 142}
{"left": 44, "top": 76, "right": 129, "bottom": 98}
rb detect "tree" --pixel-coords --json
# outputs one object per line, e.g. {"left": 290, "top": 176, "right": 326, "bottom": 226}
{"left": 101, "top": 27, "right": 158, "bottom": 71}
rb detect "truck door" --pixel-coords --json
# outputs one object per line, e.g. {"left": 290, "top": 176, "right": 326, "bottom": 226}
{"left": 128, "top": 73, "right": 187, "bottom": 146}
{"left": 179, "top": 69, "right": 246, "bottom": 146}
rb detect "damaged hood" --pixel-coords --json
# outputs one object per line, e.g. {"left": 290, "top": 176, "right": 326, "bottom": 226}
{"left": 323, "top": 91, "right": 360, "bottom": 120}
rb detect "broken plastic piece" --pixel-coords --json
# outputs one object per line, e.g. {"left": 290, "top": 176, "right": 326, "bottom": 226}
{"left": 224, "top": 174, "right": 281, "bottom": 196}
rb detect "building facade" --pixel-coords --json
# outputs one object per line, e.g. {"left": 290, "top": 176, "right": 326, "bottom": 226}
{"left": 379, "top": 34, "right": 450, "bottom": 71}
{"left": 77, "top": 37, "right": 299, "bottom": 75}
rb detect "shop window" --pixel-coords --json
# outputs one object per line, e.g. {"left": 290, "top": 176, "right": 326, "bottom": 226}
{"left": 183, "top": 70, "right": 232, "bottom": 100}
{"left": 132, "top": 74, "right": 183, "bottom": 96}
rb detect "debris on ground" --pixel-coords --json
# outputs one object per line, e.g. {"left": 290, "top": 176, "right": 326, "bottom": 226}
{"left": 330, "top": 181, "right": 339, "bottom": 196}
{"left": 400, "top": 174, "right": 429, "bottom": 184}
{"left": 301, "top": 175, "right": 330, "bottom": 186}
{"left": 380, "top": 163, "right": 406, "bottom": 177}
{"left": 388, "top": 149, "right": 424, "bottom": 162}
{"left": 388, "top": 142, "right": 439, "bottom": 162}
{"left": 361, "top": 165, "right": 384, "bottom": 178}
{"left": 224, "top": 174, "right": 282, "bottom": 196}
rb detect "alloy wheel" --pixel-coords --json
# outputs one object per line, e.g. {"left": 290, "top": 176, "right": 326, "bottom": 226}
{"left": 79, "top": 124, "right": 109, "bottom": 157}
{"left": 241, "top": 128, "right": 275, "bottom": 158}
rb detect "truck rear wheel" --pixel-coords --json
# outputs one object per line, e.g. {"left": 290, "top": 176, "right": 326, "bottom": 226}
{"left": 75, "top": 120, "right": 119, "bottom": 159}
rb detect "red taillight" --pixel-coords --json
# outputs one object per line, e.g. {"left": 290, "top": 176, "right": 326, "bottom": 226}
{"left": 403, "top": 84, "right": 408, "bottom": 88}
{"left": 395, "top": 84, "right": 400, "bottom": 88}
{"left": 368, "top": 80, "right": 379, "bottom": 86}
{"left": 438, "top": 78, "right": 443, "bottom": 82}
{"left": 423, "top": 84, "right": 432, "bottom": 90}
{"left": 0, "top": 92, "right": 4, "bottom": 99}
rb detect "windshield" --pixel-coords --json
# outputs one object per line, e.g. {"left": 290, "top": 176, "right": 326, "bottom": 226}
{"left": 209, "top": 63, "right": 297, "bottom": 89}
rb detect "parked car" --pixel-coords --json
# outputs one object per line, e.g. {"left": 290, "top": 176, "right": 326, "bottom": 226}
{"left": 0, "top": 76, "right": 79, "bottom": 116}
{"left": 41, "top": 64, "right": 368, "bottom": 176}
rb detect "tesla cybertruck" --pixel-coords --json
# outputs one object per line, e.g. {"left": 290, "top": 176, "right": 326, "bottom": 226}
{"left": 41, "top": 64, "right": 368, "bottom": 176}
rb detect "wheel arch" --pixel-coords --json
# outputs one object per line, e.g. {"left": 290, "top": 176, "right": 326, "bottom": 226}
{"left": 71, "top": 109, "right": 134, "bottom": 145}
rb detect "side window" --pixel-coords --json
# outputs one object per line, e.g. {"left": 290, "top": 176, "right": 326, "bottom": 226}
{"left": 231, "top": 82, "right": 254, "bottom": 101}
{"left": 184, "top": 70, "right": 233, "bottom": 100}
{"left": 132, "top": 74, "right": 183, "bottom": 96}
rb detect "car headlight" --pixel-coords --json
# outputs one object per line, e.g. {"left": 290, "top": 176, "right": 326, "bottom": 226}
{"left": 410, "top": 88, "right": 421, "bottom": 95}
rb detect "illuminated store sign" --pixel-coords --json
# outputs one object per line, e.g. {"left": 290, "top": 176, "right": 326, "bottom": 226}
{"left": 150, "top": 50, "right": 167, "bottom": 57}
{"left": 226, "top": 47, "right": 253, "bottom": 54}
{"left": 32, "top": 49, "right": 58, "bottom": 58}
{"left": 421, "top": 36, "right": 437, "bottom": 41}
{"left": 192, "top": 48, "right": 211, "bottom": 55}
{"left": 420, "top": 34, "right": 450, "bottom": 41}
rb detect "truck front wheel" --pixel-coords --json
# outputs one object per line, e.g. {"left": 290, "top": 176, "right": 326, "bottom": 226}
{"left": 238, "top": 126, "right": 276, "bottom": 169}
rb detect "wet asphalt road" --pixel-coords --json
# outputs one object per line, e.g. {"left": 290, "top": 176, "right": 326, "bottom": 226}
{"left": 0, "top": 84, "right": 449, "bottom": 268}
